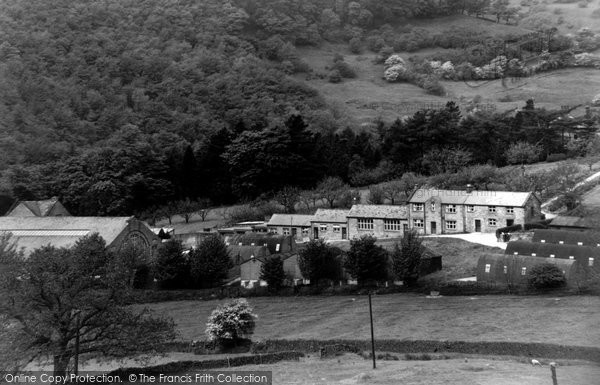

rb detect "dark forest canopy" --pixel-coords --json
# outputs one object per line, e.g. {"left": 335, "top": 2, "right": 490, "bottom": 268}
{"left": 0, "top": 0, "right": 593, "bottom": 216}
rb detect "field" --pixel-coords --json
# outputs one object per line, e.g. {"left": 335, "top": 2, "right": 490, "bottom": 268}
{"left": 146, "top": 295, "right": 600, "bottom": 347}
{"left": 204, "top": 354, "right": 600, "bottom": 385}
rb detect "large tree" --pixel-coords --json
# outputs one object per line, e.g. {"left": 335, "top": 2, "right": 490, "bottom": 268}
{"left": 0, "top": 234, "right": 176, "bottom": 375}
{"left": 189, "top": 235, "right": 233, "bottom": 288}
{"left": 298, "top": 239, "right": 341, "bottom": 285}
{"left": 343, "top": 235, "right": 388, "bottom": 286}
{"left": 391, "top": 230, "right": 424, "bottom": 287}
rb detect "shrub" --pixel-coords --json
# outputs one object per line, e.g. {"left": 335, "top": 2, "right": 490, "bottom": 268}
{"left": 298, "top": 239, "right": 342, "bottom": 285}
{"left": 343, "top": 235, "right": 389, "bottom": 286}
{"left": 527, "top": 263, "right": 566, "bottom": 289}
{"left": 205, "top": 299, "right": 257, "bottom": 347}
{"left": 366, "top": 36, "right": 385, "bottom": 52}
{"left": 332, "top": 60, "right": 357, "bottom": 78}
{"left": 349, "top": 37, "right": 362, "bottom": 53}
{"left": 384, "top": 54, "right": 406, "bottom": 68}
{"left": 546, "top": 153, "right": 567, "bottom": 162}
{"left": 328, "top": 69, "right": 342, "bottom": 83}
{"left": 383, "top": 64, "right": 409, "bottom": 82}
{"left": 422, "top": 77, "right": 445, "bottom": 96}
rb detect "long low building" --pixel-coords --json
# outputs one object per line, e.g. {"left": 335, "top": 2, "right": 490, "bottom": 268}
{"left": 0, "top": 216, "right": 159, "bottom": 258}
{"left": 532, "top": 229, "right": 600, "bottom": 247}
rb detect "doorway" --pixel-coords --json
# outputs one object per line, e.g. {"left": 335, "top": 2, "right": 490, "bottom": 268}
{"left": 431, "top": 222, "right": 437, "bottom": 234}
{"left": 506, "top": 219, "right": 514, "bottom": 227}
{"left": 342, "top": 227, "right": 347, "bottom": 239}
{"left": 475, "top": 219, "right": 481, "bottom": 232}
{"left": 313, "top": 227, "right": 318, "bottom": 239}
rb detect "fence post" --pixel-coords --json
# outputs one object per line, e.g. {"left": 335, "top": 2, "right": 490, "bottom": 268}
{"left": 550, "top": 362, "right": 558, "bottom": 385}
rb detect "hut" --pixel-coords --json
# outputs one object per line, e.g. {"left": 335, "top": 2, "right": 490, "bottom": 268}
{"left": 532, "top": 229, "right": 600, "bottom": 247}
{"left": 477, "top": 254, "right": 579, "bottom": 288}
{"left": 224, "top": 233, "right": 296, "bottom": 254}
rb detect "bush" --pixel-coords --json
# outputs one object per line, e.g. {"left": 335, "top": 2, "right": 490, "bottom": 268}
{"left": 546, "top": 153, "right": 567, "bottom": 162}
{"left": 349, "top": 37, "right": 362, "bottom": 53}
{"left": 328, "top": 69, "right": 342, "bottom": 83}
{"left": 332, "top": 60, "right": 357, "bottom": 78}
{"left": 205, "top": 299, "right": 257, "bottom": 347}
{"left": 383, "top": 64, "right": 409, "bottom": 82}
{"left": 422, "top": 77, "right": 445, "bottom": 96}
{"left": 527, "top": 263, "right": 566, "bottom": 289}
{"left": 495, "top": 224, "right": 523, "bottom": 238}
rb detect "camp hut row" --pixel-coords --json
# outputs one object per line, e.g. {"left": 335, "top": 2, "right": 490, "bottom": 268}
{"left": 477, "top": 254, "right": 579, "bottom": 288}
{"left": 532, "top": 229, "right": 600, "bottom": 247}
{"left": 224, "top": 233, "right": 296, "bottom": 254}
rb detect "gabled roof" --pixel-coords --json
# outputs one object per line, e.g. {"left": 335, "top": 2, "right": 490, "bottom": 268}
{"left": 267, "top": 214, "right": 313, "bottom": 227}
{"left": 408, "top": 189, "right": 534, "bottom": 207}
{"left": 347, "top": 204, "right": 407, "bottom": 219}
{"left": 0, "top": 217, "right": 135, "bottom": 256}
{"left": 227, "top": 245, "right": 270, "bottom": 265}
{"left": 532, "top": 229, "right": 600, "bottom": 246}
{"left": 6, "top": 197, "right": 71, "bottom": 217}
{"left": 311, "top": 208, "right": 348, "bottom": 223}
{"left": 225, "top": 233, "right": 295, "bottom": 254}
{"left": 505, "top": 240, "right": 600, "bottom": 259}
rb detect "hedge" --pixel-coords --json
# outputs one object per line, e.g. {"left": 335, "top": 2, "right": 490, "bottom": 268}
{"left": 495, "top": 224, "right": 523, "bottom": 238}
{"left": 108, "top": 351, "right": 304, "bottom": 377}
{"left": 250, "top": 339, "right": 600, "bottom": 363}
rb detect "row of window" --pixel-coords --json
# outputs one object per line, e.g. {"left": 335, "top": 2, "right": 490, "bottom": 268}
{"left": 412, "top": 218, "right": 498, "bottom": 229}
{"left": 484, "top": 258, "right": 594, "bottom": 274}
{"left": 412, "top": 203, "right": 514, "bottom": 214}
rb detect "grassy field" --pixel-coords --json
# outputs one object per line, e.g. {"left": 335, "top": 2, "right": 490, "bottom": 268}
{"left": 204, "top": 354, "right": 600, "bottom": 385}
{"left": 146, "top": 294, "right": 600, "bottom": 347}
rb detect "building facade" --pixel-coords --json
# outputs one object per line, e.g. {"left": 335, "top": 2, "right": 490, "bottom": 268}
{"left": 267, "top": 214, "right": 312, "bottom": 242}
{"left": 310, "top": 209, "right": 349, "bottom": 241}
{"left": 347, "top": 204, "right": 408, "bottom": 239}
{"left": 407, "top": 189, "right": 542, "bottom": 235}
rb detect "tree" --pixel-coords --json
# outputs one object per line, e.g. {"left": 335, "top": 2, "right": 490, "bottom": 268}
{"left": 343, "top": 235, "right": 388, "bottom": 286}
{"left": 205, "top": 299, "right": 256, "bottom": 348}
{"left": 380, "top": 180, "right": 405, "bottom": 204}
{"left": 584, "top": 137, "right": 600, "bottom": 171}
{"left": 197, "top": 198, "right": 212, "bottom": 221}
{"left": 505, "top": 141, "right": 542, "bottom": 175}
{"left": 317, "top": 176, "right": 347, "bottom": 208}
{"left": 176, "top": 198, "right": 202, "bottom": 224}
{"left": 527, "top": 263, "right": 566, "bottom": 289}
{"left": 189, "top": 235, "right": 233, "bottom": 288}
{"left": 391, "top": 230, "right": 423, "bottom": 286}
{"left": 154, "top": 239, "right": 188, "bottom": 289}
{"left": 274, "top": 186, "right": 300, "bottom": 213}
{"left": 422, "top": 146, "right": 473, "bottom": 175}
{"left": 298, "top": 239, "right": 341, "bottom": 285}
{"left": 260, "top": 256, "right": 285, "bottom": 292}
{"left": 0, "top": 234, "right": 176, "bottom": 375}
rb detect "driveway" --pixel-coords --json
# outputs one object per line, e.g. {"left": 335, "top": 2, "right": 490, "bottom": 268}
{"left": 423, "top": 232, "right": 507, "bottom": 250}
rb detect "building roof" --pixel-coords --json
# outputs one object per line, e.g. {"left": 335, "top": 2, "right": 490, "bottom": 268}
{"left": 549, "top": 216, "right": 600, "bottom": 229}
{"left": 347, "top": 204, "right": 408, "bottom": 219}
{"left": 532, "top": 229, "right": 600, "bottom": 246}
{"left": 408, "top": 189, "right": 534, "bottom": 207}
{"left": 477, "top": 253, "right": 578, "bottom": 285}
{"left": 311, "top": 208, "right": 349, "bottom": 223}
{"left": 227, "top": 245, "right": 270, "bottom": 265}
{"left": 267, "top": 214, "right": 313, "bottom": 227}
{"left": 0, "top": 216, "right": 136, "bottom": 256}
{"left": 225, "top": 233, "right": 295, "bottom": 254}
{"left": 5, "top": 197, "right": 71, "bottom": 217}
{"left": 505, "top": 240, "right": 600, "bottom": 259}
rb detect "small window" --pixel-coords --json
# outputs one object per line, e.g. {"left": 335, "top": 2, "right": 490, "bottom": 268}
{"left": 333, "top": 225, "right": 341, "bottom": 233}
{"left": 488, "top": 206, "right": 496, "bottom": 213}
{"left": 320, "top": 224, "right": 327, "bottom": 232}
{"left": 446, "top": 220, "right": 457, "bottom": 230}
{"left": 531, "top": 253, "right": 536, "bottom": 257}
{"left": 503, "top": 265, "right": 508, "bottom": 274}
{"left": 467, "top": 205, "right": 475, "bottom": 212}
{"left": 413, "top": 203, "right": 424, "bottom": 212}
{"left": 485, "top": 264, "right": 491, "bottom": 273}
{"left": 589, "top": 258, "right": 594, "bottom": 267}
{"left": 521, "top": 267, "right": 527, "bottom": 275}
{"left": 559, "top": 241, "right": 564, "bottom": 244}
{"left": 506, "top": 207, "right": 514, "bottom": 214}
{"left": 283, "top": 227, "right": 290, "bottom": 235}
{"left": 550, "top": 254, "right": 555, "bottom": 258}
{"left": 446, "top": 205, "right": 457, "bottom": 213}
{"left": 513, "top": 252, "right": 518, "bottom": 255}
{"left": 358, "top": 219, "right": 374, "bottom": 230}
{"left": 302, "top": 228, "right": 310, "bottom": 236}
{"left": 488, "top": 218, "right": 497, "bottom": 227}
{"left": 430, "top": 202, "right": 436, "bottom": 211}
{"left": 541, "top": 240, "right": 545, "bottom": 243}
{"left": 577, "top": 242, "right": 583, "bottom": 246}
{"left": 275, "top": 244, "right": 280, "bottom": 252}
{"left": 413, "top": 219, "right": 424, "bottom": 228}
{"left": 569, "top": 256, "right": 574, "bottom": 260}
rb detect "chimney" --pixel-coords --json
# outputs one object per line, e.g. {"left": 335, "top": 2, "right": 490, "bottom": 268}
{"left": 466, "top": 184, "right": 473, "bottom": 194}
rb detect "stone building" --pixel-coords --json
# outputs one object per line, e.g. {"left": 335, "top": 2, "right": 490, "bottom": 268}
{"left": 407, "top": 189, "right": 541, "bottom": 234}
{"left": 310, "top": 208, "right": 349, "bottom": 241}
{"left": 267, "top": 214, "right": 313, "bottom": 242}
{"left": 347, "top": 204, "right": 408, "bottom": 239}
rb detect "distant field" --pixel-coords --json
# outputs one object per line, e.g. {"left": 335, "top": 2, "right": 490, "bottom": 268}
{"left": 582, "top": 183, "right": 600, "bottom": 207}
{"left": 210, "top": 355, "right": 600, "bottom": 385}
{"left": 147, "top": 295, "right": 600, "bottom": 347}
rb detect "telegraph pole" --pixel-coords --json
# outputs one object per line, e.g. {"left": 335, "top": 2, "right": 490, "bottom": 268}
{"left": 368, "top": 293, "right": 376, "bottom": 369}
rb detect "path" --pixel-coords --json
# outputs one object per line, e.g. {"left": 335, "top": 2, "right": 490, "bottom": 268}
{"left": 423, "top": 232, "right": 507, "bottom": 250}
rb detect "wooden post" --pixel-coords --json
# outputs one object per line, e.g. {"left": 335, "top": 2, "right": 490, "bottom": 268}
{"left": 550, "top": 362, "right": 558, "bottom": 385}
{"left": 368, "top": 293, "right": 376, "bottom": 369}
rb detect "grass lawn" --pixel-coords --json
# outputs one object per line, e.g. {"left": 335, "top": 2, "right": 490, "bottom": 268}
{"left": 207, "top": 354, "right": 600, "bottom": 385}
{"left": 146, "top": 294, "right": 600, "bottom": 347}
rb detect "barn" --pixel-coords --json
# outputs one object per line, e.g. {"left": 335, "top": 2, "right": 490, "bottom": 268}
{"left": 532, "top": 229, "right": 600, "bottom": 246}
{"left": 477, "top": 254, "right": 579, "bottom": 288}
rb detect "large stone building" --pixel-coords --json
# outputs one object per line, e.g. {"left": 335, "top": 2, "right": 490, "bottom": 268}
{"left": 5, "top": 197, "right": 71, "bottom": 217}
{"left": 267, "top": 214, "right": 313, "bottom": 242}
{"left": 347, "top": 204, "right": 408, "bottom": 239}
{"left": 407, "top": 189, "right": 541, "bottom": 234}
{"left": 0, "top": 216, "right": 159, "bottom": 258}
{"left": 311, "top": 208, "right": 349, "bottom": 240}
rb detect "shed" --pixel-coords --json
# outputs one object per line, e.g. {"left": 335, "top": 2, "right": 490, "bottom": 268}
{"left": 477, "top": 253, "right": 579, "bottom": 288}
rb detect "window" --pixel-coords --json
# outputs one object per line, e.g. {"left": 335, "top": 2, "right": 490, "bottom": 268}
{"left": 413, "top": 219, "right": 424, "bottom": 228}
{"left": 506, "top": 207, "right": 514, "bottom": 214}
{"left": 569, "top": 256, "right": 575, "bottom": 260}
{"left": 446, "top": 205, "right": 457, "bottom": 213}
{"left": 467, "top": 205, "right": 475, "bottom": 212}
{"left": 430, "top": 202, "right": 436, "bottom": 211}
{"left": 503, "top": 265, "right": 508, "bottom": 274}
{"left": 485, "top": 264, "right": 491, "bottom": 273}
{"left": 413, "top": 203, "right": 424, "bottom": 211}
{"left": 283, "top": 227, "right": 290, "bottom": 235}
{"left": 559, "top": 241, "right": 564, "bottom": 244}
{"left": 531, "top": 253, "right": 536, "bottom": 257}
{"left": 589, "top": 258, "right": 595, "bottom": 267}
{"left": 446, "top": 220, "right": 457, "bottom": 230}
{"left": 488, "top": 206, "right": 496, "bottom": 213}
{"left": 577, "top": 242, "right": 583, "bottom": 246}
{"left": 550, "top": 254, "right": 555, "bottom": 258}
{"left": 320, "top": 224, "right": 327, "bottom": 232}
{"left": 275, "top": 244, "right": 280, "bottom": 252}
{"left": 384, "top": 219, "right": 403, "bottom": 231}
{"left": 302, "top": 228, "right": 310, "bottom": 236}
{"left": 541, "top": 240, "right": 545, "bottom": 243}
{"left": 521, "top": 267, "right": 527, "bottom": 275}
{"left": 333, "top": 225, "right": 341, "bottom": 233}
{"left": 358, "top": 218, "right": 374, "bottom": 230}
{"left": 488, "top": 218, "right": 497, "bottom": 227}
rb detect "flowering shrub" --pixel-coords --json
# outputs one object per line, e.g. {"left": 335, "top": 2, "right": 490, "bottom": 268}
{"left": 573, "top": 53, "right": 600, "bottom": 67}
{"left": 384, "top": 54, "right": 406, "bottom": 68}
{"left": 384, "top": 64, "right": 410, "bottom": 82}
{"left": 205, "top": 299, "right": 257, "bottom": 345}
{"left": 430, "top": 60, "right": 455, "bottom": 79}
